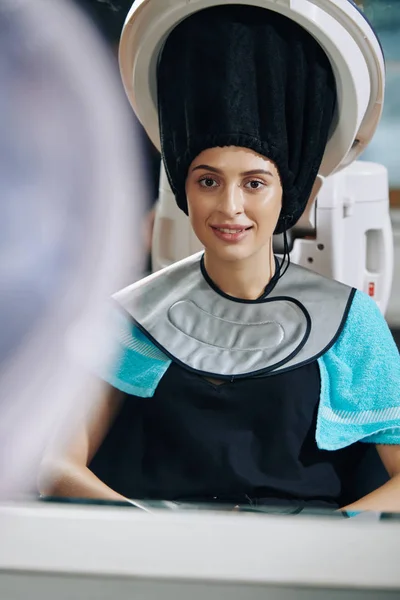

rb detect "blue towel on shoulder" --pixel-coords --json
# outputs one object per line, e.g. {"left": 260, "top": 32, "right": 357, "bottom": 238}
{"left": 317, "top": 290, "right": 400, "bottom": 449}
{"left": 103, "top": 308, "right": 171, "bottom": 397}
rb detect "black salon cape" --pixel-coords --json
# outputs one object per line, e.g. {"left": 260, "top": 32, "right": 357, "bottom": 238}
{"left": 90, "top": 285, "right": 398, "bottom": 508}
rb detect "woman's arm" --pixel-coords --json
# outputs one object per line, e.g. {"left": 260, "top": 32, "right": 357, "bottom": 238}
{"left": 38, "top": 384, "right": 127, "bottom": 501}
{"left": 341, "top": 445, "right": 400, "bottom": 513}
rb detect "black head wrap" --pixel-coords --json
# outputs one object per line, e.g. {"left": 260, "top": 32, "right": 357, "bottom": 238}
{"left": 157, "top": 5, "right": 336, "bottom": 233}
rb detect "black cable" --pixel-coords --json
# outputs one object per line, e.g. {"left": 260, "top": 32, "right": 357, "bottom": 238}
{"left": 276, "top": 228, "right": 291, "bottom": 281}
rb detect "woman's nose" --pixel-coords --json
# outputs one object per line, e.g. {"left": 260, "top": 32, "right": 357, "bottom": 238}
{"left": 217, "top": 185, "right": 244, "bottom": 216}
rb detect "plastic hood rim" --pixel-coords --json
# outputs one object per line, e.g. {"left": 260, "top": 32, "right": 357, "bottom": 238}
{"left": 119, "top": 0, "right": 385, "bottom": 176}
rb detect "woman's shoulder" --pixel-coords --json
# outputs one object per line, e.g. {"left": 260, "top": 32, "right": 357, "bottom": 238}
{"left": 316, "top": 289, "right": 400, "bottom": 450}
{"left": 327, "top": 288, "right": 398, "bottom": 361}
{"left": 319, "top": 288, "right": 399, "bottom": 398}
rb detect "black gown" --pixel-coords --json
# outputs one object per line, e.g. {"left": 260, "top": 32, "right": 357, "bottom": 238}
{"left": 90, "top": 359, "right": 371, "bottom": 509}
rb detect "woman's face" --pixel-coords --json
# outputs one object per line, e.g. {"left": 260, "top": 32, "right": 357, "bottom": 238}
{"left": 185, "top": 146, "right": 283, "bottom": 263}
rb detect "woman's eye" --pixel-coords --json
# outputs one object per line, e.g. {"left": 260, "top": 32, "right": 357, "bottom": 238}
{"left": 245, "top": 180, "right": 265, "bottom": 190}
{"left": 199, "top": 177, "right": 218, "bottom": 188}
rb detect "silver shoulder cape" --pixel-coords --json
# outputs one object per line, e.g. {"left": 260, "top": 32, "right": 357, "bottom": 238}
{"left": 114, "top": 253, "right": 354, "bottom": 379}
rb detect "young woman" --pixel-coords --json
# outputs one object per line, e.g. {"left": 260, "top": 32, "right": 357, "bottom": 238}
{"left": 40, "top": 5, "right": 400, "bottom": 512}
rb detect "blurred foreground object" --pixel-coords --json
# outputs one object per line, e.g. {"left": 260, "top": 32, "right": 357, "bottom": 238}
{"left": 0, "top": 0, "right": 142, "bottom": 497}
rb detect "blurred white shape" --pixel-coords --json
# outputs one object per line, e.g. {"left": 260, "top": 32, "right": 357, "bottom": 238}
{"left": 0, "top": 0, "right": 143, "bottom": 497}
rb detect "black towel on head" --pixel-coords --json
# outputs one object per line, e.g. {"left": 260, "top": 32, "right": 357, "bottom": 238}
{"left": 157, "top": 4, "right": 336, "bottom": 233}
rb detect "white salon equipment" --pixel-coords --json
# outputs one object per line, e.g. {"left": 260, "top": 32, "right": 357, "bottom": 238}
{"left": 118, "top": 0, "right": 393, "bottom": 312}
{"left": 289, "top": 161, "right": 393, "bottom": 313}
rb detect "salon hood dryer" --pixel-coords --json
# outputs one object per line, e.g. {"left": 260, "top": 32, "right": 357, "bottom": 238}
{"left": 119, "top": 0, "right": 392, "bottom": 313}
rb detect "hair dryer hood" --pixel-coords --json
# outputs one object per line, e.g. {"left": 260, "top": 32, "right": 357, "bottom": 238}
{"left": 119, "top": 0, "right": 384, "bottom": 177}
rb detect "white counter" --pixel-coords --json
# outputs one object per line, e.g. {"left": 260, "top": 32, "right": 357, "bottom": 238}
{"left": 0, "top": 502, "right": 399, "bottom": 599}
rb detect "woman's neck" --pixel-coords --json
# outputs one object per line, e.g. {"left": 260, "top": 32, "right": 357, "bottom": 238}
{"left": 203, "top": 244, "right": 275, "bottom": 300}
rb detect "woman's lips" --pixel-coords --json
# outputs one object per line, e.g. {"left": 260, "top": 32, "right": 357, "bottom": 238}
{"left": 210, "top": 225, "right": 253, "bottom": 243}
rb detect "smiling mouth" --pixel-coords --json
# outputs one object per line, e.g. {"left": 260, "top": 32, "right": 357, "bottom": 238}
{"left": 211, "top": 226, "right": 253, "bottom": 233}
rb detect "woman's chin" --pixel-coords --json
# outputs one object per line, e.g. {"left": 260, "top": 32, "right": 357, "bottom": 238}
{"left": 205, "top": 242, "right": 253, "bottom": 263}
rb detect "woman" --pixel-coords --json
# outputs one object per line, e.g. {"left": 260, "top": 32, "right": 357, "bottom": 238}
{"left": 40, "top": 5, "right": 400, "bottom": 512}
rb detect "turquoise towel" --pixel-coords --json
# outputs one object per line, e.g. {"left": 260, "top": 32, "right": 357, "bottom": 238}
{"left": 317, "top": 290, "right": 400, "bottom": 450}
{"left": 103, "top": 308, "right": 170, "bottom": 398}
{"left": 104, "top": 290, "right": 400, "bottom": 451}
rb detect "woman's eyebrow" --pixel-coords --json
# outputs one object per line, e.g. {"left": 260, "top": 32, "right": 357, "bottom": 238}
{"left": 240, "top": 169, "right": 274, "bottom": 177}
{"left": 191, "top": 164, "right": 222, "bottom": 173}
{"left": 191, "top": 165, "right": 274, "bottom": 177}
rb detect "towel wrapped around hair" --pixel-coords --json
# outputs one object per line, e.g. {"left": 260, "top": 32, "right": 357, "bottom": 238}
{"left": 157, "top": 5, "right": 336, "bottom": 233}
